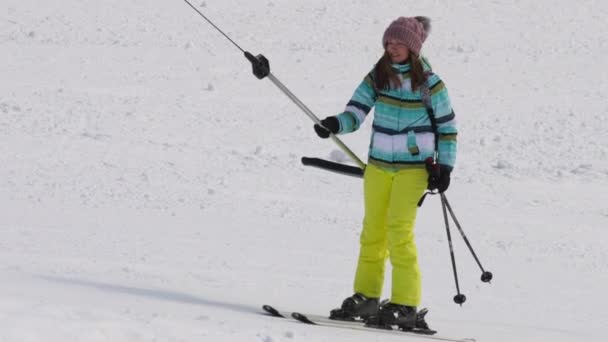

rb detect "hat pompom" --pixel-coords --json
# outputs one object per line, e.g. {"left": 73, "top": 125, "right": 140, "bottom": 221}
{"left": 414, "top": 16, "right": 431, "bottom": 41}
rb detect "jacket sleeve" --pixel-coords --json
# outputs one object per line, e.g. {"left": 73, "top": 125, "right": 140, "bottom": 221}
{"left": 334, "top": 72, "right": 378, "bottom": 134}
{"left": 427, "top": 74, "right": 457, "bottom": 170}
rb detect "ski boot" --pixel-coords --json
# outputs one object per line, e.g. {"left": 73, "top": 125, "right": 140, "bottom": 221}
{"left": 329, "top": 293, "right": 379, "bottom": 321}
{"left": 365, "top": 300, "right": 436, "bottom": 334}
{"left": 377, "top": 301, "right": 417, "bottom": 330}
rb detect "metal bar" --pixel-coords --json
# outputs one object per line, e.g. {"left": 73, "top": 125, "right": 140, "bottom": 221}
{"left": 267, "top": 73, "right": 366, "bottom": 169}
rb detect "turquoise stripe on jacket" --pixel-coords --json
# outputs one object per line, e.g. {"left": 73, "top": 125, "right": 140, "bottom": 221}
{"left": 335, "top": 61, "right": 457, "bottom": 170}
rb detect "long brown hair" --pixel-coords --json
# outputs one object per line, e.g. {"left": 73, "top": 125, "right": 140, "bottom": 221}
{"left": 374, "top": 52, "right": 427, "bottom": 92}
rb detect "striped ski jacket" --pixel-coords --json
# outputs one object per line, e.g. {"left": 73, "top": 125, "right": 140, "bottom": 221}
{"left": 334, "top": 62, "right": 457, "bottom": 170}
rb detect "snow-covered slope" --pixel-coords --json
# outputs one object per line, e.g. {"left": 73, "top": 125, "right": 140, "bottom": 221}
{"left": 1, "top": 1, "right": 607, "bottom": 341}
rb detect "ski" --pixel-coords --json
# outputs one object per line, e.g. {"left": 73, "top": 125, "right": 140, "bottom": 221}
{"left": 262, "top": 305, "right": 476, "bottom": 342}
{"left": 262, "top": 304, "right": 290, "bottom": 318}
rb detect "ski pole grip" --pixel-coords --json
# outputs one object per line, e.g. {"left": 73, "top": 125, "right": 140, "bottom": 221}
{"left": 244, "top": 51, "right": 270, "bottom": 79}
{"left": 419, "top": 157, "right": 440, "bottom": 206}
{"left": 425, "top": 157, "right": 440, "bottom": 180}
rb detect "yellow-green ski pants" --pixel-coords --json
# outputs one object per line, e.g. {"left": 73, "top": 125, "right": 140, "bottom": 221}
{"left": 354, "top": 163, "right": 428, "bottom": 306}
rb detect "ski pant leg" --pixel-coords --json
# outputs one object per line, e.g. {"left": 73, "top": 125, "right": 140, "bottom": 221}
{"left": 353, "top": 163, "right": 392, "bottom": 298}
{"left": 386, "top": 168, "right": 428, "bottom": 306}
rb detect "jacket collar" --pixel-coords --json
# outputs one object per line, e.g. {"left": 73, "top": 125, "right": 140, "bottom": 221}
{"left": 390, "top": 58, "right": 433, "bottom": 73}
{"left": 391, "top": 63, "right": 411, "bottom": 73}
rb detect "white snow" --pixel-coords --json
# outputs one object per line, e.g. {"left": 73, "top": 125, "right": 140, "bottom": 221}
{"left": 1, "top": 0, "right": 608, "bottom": 341}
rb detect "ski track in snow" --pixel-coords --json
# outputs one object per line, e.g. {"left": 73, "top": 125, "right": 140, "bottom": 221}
{"left": 1, "top": 1, "right": 608, "bottom": 341}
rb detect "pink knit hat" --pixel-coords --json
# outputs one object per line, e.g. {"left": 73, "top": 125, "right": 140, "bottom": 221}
{"left": 382, "top": 16, "right": 431, "bottom": 55}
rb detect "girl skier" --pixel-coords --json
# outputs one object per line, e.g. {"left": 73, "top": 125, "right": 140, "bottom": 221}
{"left": 313, "top": 16, "right": 457, "bottom": 329}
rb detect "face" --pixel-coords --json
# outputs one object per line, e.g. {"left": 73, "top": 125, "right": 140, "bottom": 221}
{"left": 385, "top": 40, "right": 410, "bottom": 63}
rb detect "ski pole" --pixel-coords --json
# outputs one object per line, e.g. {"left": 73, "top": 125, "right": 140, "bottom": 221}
{"left": 440, "top": 193, "right": 493, "bottom": 283}
{"left": 182, "top": 0, "right": 366, "bottom": 169}
{"left": 441, "top": 195, "right": 466, "bottom": 305}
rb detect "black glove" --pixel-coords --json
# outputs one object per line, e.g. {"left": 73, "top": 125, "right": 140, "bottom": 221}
{"left": 313, "top": 116, "right": 340, "bottom": 139}
{"left": 427, "top": 164, "right": 452, "bottom": 193}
